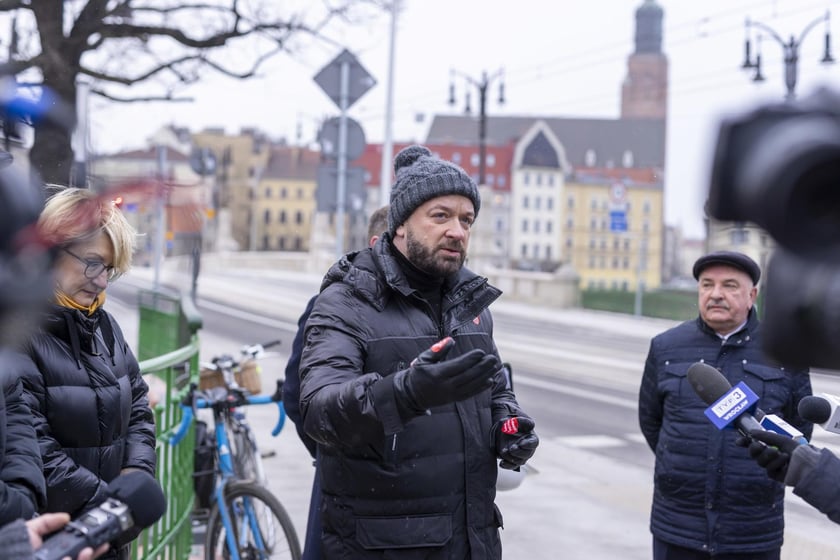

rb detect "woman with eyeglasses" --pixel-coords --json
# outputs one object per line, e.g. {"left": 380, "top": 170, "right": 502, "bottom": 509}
{"left": 16, "top": 187, "right": 156, "bottom": 560}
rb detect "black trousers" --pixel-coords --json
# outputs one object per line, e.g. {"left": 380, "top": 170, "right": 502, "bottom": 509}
{"left": 653, "top": 537, "right": 781, "bottom": 560}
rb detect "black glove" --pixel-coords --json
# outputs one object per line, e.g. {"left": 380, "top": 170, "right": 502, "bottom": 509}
{"left": 735, "top": 429, "right": 803, "bottom": 482}
{"left": 395, "top": 340, "right": 498, "bottom": 413}
{"left": 496, "top": 416, "right": 539, "bottom": 470}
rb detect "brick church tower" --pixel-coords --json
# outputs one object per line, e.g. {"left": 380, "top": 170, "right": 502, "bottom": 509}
{"left": 621, "top": 0, "right": 668, "bottom": 119}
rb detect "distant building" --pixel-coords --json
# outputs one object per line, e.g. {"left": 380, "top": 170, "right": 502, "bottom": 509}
{"left": 88, "top": 145, "right": 205, "bottom": 263}
{"left": 422, "top": 0, "right": 668, "bottom": 290}
{"left": 250, "top": 146, "right": 320, "bottom": 252}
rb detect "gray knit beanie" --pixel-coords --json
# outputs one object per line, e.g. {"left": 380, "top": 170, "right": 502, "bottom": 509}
{"left": 388, "top": 145, "right": 481, "bottom": 235}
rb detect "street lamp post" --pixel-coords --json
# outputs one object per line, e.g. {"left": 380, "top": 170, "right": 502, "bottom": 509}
{"left": 741, "top": 11, "right": 834, "bottom": 100}
{"left": 448, "top": 69, "right": 505, "bottom": 185}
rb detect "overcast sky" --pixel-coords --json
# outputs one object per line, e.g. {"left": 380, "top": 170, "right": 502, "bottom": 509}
{"left": 87, "top": 0, "right": 840, "bottom": 239}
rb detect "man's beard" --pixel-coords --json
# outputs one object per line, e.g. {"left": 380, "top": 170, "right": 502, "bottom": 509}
{"left": 405, "top": 230, "right": 465, "bottom": 277}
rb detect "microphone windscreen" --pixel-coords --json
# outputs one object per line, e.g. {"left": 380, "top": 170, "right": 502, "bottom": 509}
{"left": 107, "top": 471, "right": 167, "bottom": 528}
{"left": 687, "top": 362, "right": 732, "bottom": 405}
{"left": 798, "top": 395, "right": 832, "bottom": 424}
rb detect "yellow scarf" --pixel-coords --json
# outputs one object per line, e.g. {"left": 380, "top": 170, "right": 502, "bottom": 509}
{"left": 55, "top": 290, "right": 106, "bottom": 316}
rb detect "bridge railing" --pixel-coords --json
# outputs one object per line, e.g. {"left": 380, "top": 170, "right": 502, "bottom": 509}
{"left": 131, "top": 289, "right": 202, "bottom": 560}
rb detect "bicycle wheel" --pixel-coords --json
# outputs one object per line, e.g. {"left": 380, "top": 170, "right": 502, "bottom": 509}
{"left": 229, "top": 418, "right": 265, "bottom": 485}
{"left": 206, "top": 481, "right": 301, "bottom": 560}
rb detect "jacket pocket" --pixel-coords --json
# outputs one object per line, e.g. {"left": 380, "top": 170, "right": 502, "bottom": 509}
{"left": 742, "top": 362, "right": 788, "bottom": 412}
{"left": 356, "top": 514, "right": 452, "bottom": 549}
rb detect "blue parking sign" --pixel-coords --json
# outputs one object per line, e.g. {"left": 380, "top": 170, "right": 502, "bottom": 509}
{"left": 609, "top": 210, "right": 627, "bottom": 232}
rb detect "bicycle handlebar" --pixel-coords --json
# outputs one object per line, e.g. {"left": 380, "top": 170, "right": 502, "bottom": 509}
{"left": 168, "top": 379, "right": 287, "bottom": 445}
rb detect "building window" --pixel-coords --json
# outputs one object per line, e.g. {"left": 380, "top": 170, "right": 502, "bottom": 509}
{"left": 495, "top": 218, "right": 504, "bottom": 232}
{"left": 535, "top": 197, "right": 541, "bottom": 210}
{"left": 533, "top": 243, "right": 540, "bottom": 258}
{"left": 265, "top": 187, "right": 272, "bottom": 198}
{"left": 280, "top": 210, "right": 287, "bottom": 224}
{"left": 298, "top": 188, "right": 304, "bottom": 199}
{"left": 546, "top": 245, "right": 552, "bottom": 260}
{"left": 487, "top": 154, "right": 496, "bottom": 167}
{"left": 566, "top": 218, "right": 573, "bottom": 230}
{"left": 590, "top": 218, "right": 597, "bottom": 231}
{"left": 548, "top": 174, "right": 555, "bottom": 187}
{"left": 585, "top": 149, "right": 596, "bottom": 167}
{"left": 264, "top": 209, "right": 271, "bottom": 224}
{"left": 486, "top": 173, "right": 495, "bottom": 186}
{"left": 523, "top": 172, "right": 530, "bottom": 185}
{"left": 471, "top": 153, "right": 480, "bottom": 166}
{"left": 590, "top": 198, "right": 597, "bottom": 210}
{"left": 295, "top": 236, "right": 303, "bottom": 250}
{"left": 534, "top": 221, "right": 540, "bottom": 233}
{"left": 498, "top": 175, "right": 506, "bottom": 187}
{"left": 279, "top": 237, "right": 286, "bottom": 250}
{"left": 281, "top": 187, "right": 288, "bottom": 199}
{"left": 589, "top": 238, "right": 596, "bottom": 249}
{"left": 452, "top": 152, "right": 461, "bottom": 164}
{"left": 262, "top": 235, "right": 269, "bottom": 249}
{"left": 622, "top": 150, "right": 634, "bottom": 168}
{"left": 567, "top": 196, "right": 574, "bottom": 209}
{"left": 546, "top": 221, "right": 553, "bottom": 233}
{"left": 644, "top": 199, "right": 651, "bottom": 213}
{"left": 523, "top": 196, "right": 529, "bottom": 209}
{"left": 535, "top": 173, "right": 543, "bottom": 186}
{"left": 547, "top": 198, "right": 554, "bottom": 210}
{"left": 295, "top": 211, "right": 303, "bottom": 225}
{"left": 521, "top": 220, "right": 528, "bottom": 233}
{"left": 589, "top": 255, "right": 596, "bottom": 268}
{"left": 566, "top": 237, "right": 572, "bottom": 247}
{"left": 521, "top": 244, "right": 527, "bottom": 257}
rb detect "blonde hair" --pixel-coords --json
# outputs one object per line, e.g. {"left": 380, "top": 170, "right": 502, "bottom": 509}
{"left": 38, "top": 186, "right": 137, "bottom": 275}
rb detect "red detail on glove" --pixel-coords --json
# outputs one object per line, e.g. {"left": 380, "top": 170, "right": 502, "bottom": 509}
{"left": 501, "top": 417, "right": 519, "bottom": 435}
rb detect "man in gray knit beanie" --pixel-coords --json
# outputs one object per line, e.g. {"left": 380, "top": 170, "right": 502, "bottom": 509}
{"left": 388, "top": 145, "right": 481, "bottom": 235}
{"left": 299, "top": 142, "right": 537, "bottom": 558}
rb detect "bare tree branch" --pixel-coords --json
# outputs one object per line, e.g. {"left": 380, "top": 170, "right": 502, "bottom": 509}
{"left": 89, "top": 88, "right": 194, "bottom": 103}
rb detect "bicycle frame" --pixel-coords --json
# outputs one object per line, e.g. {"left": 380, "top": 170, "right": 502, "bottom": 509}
{"left": 170, "top": 386, "right": 286, "bottom": 560}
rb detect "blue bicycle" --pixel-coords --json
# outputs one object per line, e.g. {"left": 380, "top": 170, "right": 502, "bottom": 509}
{"left": 171, "top": 378, "right": 302, "bottom": 560}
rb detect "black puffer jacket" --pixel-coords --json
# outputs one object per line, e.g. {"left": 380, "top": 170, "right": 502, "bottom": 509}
{"left": 0, "top": 353, "right": 46, "bottom": 524}
{"left": 18, "top": 304, "right": 156, "bottom": 518}
{"left": 638, "top": 309, "right": 812, "bottom": 554}
{"left": 299, "top": 237, "right": 527, "bottom": 559}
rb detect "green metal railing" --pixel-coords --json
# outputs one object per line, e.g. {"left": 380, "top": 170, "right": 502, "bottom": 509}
{"left": 132, "top": 289, "right": 203, "bottom": 560}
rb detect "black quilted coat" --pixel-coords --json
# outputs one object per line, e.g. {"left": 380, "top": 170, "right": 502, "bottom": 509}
{"left": 299, "top": 236, "right": 528, "bottom": 559}
{"left": 0, "top": 353, "right": 46, "bottom": 524}
{"left": 18, "top": 304, "right": 156, "bottom": 518}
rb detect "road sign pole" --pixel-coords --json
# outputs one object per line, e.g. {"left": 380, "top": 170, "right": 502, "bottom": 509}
{"left": 336, "top": 61, "right": 350, "bottom": 259}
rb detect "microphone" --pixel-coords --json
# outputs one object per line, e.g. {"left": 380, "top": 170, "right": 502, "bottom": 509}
{"left": 687, "top": 362, "right": 807, "bottom": 442}
{"left": 34, "top": 471, "right": 166, "bottom": 560}
{"left": 799, "top": 393, "right": 840, "bottom": 434}
{"left": 687, "top": 362, "right": 763, "bottom": 437}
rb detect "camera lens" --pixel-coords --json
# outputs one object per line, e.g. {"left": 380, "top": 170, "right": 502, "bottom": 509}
{"left": 736, "top": 116, "right": 840, "bottom": 253}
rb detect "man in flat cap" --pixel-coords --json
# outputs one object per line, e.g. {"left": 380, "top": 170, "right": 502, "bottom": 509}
{"left": 298, "top": 145, "right": 537, "bottom": 559}
{"left": 638, "top": 250, "right": 812, "bottom": 560}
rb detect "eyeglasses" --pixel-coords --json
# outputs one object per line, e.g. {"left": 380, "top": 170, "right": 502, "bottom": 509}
{"left": 63, "top": 248, "right": 118, "bottom": 281}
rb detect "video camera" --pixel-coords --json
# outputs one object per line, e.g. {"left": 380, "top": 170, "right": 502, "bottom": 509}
{"left": 708, "top": 87, "right": 840, "bottom": 369}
